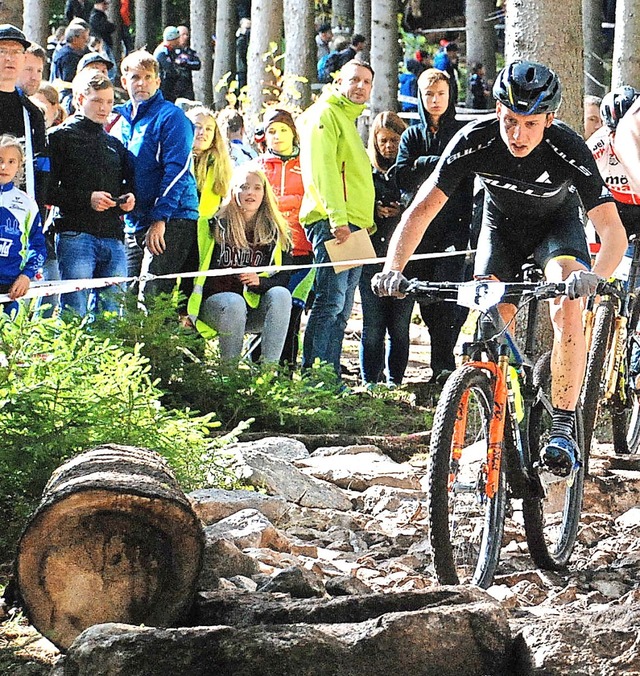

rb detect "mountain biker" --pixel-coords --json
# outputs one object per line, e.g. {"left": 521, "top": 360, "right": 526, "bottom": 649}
{"left": 374, "top": 60, "right": 627, "bottom": 477}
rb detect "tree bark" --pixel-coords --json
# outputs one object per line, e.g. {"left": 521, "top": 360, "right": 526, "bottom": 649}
{"left": 134, "top": 0, "right": 152, "bottom": 50}
{"left": 107, "top": 0, "right": 123, "bottom": 68}
{"left": 370, "top": 0, "right": 400, "bottom": 119}
{"left": 611, "top": 0, "right": 640, "bottom": 89}
{"left": 505, "top": 0, "right": 583, "bottom": 132}
{"left": 583, "top": 0, "right": 606, "bottom": 96}
{"left": 0, "top": 0, "right": 22, "bottom": 27}
{"left": 465, "top": 0, "right": 497, "bottom": 106}
{"left": 282, "top": 0, "right": 314, "bottom": 111}
{"left": 22, "top": 0, "right": 49, "bottom": 49}
{"left": 333, "top": 0, "right": 354, "bottom": 32}
{"left": 212, "top": 0, "right": 236, "bottom": 110}
{"left": 16, "top": 445, "right": 204, "bottom": 651}
{"left": 354, "top": 0, "right": 371, "bottom": 61}
{"left": 191, "top": 0, "right": 214, "bottom": 105}
{"left": 246, "top": 0, "right": 283, "bottom": 134}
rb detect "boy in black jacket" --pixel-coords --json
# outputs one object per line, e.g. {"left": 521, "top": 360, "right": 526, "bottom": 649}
{"left": 48, "top": 70, "right": 135, "bottom": 317}
{"left": 395, "top": 68, "right": 474, "bottom": 382}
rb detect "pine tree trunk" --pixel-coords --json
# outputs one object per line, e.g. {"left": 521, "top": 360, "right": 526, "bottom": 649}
{"left": 134, "top": 0, "right": 152, "bottom": 50}
{"left": 191, "top": 0, "right": 213, "bottom": 105}
{"left": 583, "top": 0, "right": 606, "bottom": 96}
{"left": 0, "top": 0, "right": 23, "bottom": 27}
{"left": 161, "top": 0, "right": 169, "bottom": 32}
{"left": 282, "top": 0, "right": 314, "bottom": 111}
{"left": 333, "top": 0, "right": 354, "bottom": 32}
{"left": 611, "top": 0, "right": 640, "bottom": 89}
{"left": 212, "top": 0, "right": 235, "bottom": 110}
{"left": 505, "top": 0, "right": 583, "bottom": 132}
{"left": 107, "top": 0, "right": 123, "bottom": 67}
{"left": 370, "top": 0, "right": 400, "bottom": 119}
{"left": 354, "top": 0, "right": 371, "bottom": 61}
{"left": 246, "top": 0, "right": 283, "bottom": 134}
{"left": 23, "top": 0, "right": 49, "bottom": 49}
{"left": 465, "top": 0, "right": 497, "bottom": 106}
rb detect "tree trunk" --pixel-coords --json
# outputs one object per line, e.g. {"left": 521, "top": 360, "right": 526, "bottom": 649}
{"left": 611, "top": 0, "right": 640, "bottom": 89}
{"left": 212, "top": 0, "right": 236, "bottom": 110}
{"left": 370, "top": 0, "right": 400, "bottom": 119}
{"left": 282, "top": 0, "right": 314, "bottom": 111}
{"left": 333, "top": 0, "right": 354, "bottom": 32}
{"left": 505, "top": 0, "right": 583, "bottom": 132}
{"left": 22, "top": 0, "right": 49, "bottom": 49}
{"left": 107, "top": 0, "right": 124, "bottom": 68}
{"left": 583, "top": 0, "right": 606, "bottom": 96}
{"left": 354, "top": 0, "right": 371, "bottom": 61}
{"left": 0, "top": 0, "right": 22, "bottom": 27}
{"left": 161, "top": 0, "right": 169, "bottom": 31}
{"left": 134, "top": 0, "right": 152, "bottom": 50}
{"left": 191, "top": 0, "right": 213, "bottom": 105}
{"left": 465, "top": 0, "right": 497, "bottom": 106}
{"left": 246, "top": 0, "right": 283, "bottom": 134}
{"left": 15, "top": 445, "right": 204, "bottom": 651}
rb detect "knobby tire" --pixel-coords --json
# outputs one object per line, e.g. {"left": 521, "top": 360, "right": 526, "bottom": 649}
{"left": 427, "top": 365, "right": 506, "bottom": 588}
{"left": 580, "top": 301, "right": 615, "bottom": 463}
{"left": 523, "top": 351, "right": 585, "bottom": 569}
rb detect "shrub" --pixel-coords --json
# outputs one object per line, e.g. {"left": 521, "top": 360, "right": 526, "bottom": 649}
{"left": 0, "top": 311, "right": 239, "bottom": 561}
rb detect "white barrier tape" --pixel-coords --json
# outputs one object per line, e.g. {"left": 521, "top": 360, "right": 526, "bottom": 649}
{"left": 0, "top": 248, "right": 475, "bottom": 304}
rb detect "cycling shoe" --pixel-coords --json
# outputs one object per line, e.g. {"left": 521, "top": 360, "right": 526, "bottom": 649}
{"left": 541, "top": 436, "right": 578, "bottom": 478}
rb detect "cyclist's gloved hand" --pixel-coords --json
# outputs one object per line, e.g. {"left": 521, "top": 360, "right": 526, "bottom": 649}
{"left": 565, "top": 270, "right": 601, "bottom": 299}
{"left": 371, "top": 270, "right": 408, "bottom": 298}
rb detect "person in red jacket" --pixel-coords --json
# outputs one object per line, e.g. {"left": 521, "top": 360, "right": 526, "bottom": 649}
{"left": 255, "top": 108, "right": 314, "bottom": 368}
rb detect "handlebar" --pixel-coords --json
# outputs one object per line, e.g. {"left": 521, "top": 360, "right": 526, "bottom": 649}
{"left": 399, "top": 278, "right": 568, "bottom": 302}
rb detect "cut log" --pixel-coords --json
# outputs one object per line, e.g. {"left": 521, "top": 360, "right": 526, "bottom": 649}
{"left": 15, "top": 444, "right": 204, "bottom": 651}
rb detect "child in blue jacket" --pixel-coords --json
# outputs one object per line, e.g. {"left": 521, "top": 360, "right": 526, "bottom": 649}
{"left": 0, "top": 134, "right": 46, "bottom": 315}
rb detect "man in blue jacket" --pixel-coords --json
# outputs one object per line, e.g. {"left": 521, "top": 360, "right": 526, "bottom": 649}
{"left": 111, "top": 49, "right": 199, "bottom": 301}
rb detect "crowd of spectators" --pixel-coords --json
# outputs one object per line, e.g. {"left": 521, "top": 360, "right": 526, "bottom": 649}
{"left": 1, "top": 16, "right": 640, "bottom": 390}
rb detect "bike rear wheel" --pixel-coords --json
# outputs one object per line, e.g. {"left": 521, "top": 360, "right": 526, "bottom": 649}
{"left": 614, "top": 299, "right": 640, "bottom": 454}
{"left": 580, "top": 300, "right": 615, "bottom": 461}
{"left": 523, "top": 351, "right": 585, "bottom": 569}
{"left": 427, "top": 365, "right": 506, "bottom": 588}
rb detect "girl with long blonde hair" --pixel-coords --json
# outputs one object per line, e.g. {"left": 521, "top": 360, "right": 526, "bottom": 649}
{"left": 187, "top": 164, "right": 292, "bottom": 363}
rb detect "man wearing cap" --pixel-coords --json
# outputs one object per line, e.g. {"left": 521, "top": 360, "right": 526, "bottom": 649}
{"left": 0, "top": 25, "right": 49, "bottom": 212}
{"left": 153, "top": 26, "right": 181, "bottom": 103}
{"left": 172, "top": 26, "right": 201, "bottom": 101}
{"left": 60, "top": 51, "right": 114, "bottom": 114}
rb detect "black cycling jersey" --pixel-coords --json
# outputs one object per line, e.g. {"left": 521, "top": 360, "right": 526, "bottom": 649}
{"left": 433, "top": 117, "right": 614, "bottom": 223}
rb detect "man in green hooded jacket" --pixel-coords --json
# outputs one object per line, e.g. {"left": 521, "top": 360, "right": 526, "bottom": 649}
{"left": 298, "top": 59, "right": 376, "bottom": 376}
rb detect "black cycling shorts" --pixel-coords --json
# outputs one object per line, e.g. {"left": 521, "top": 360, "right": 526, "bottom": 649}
{"left": 473, "top": 195, "right": 591, "bottom": 281}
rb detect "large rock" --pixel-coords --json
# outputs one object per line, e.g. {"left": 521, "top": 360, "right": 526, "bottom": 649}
{"left": 189, "top": 488, "right": 289, "bottom": 526}
{"left": 55, "top": 588, "right": 515, "bottom": 676}
{"left": 229, "top": 437, "right": 310, "bottom": 462}
{"left": 296, "top": 452, "right": 422, "bottom": 492}
{"left": 198, "top": 538, "right": 259, "bottom": 589}
{"left": 203, "top": 509, "right": 290, "bottom": 552}
{"left": 233, "top": 449, "right": 353, "bottom": 511}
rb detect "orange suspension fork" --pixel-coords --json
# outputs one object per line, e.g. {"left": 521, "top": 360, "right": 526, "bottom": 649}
{"left": 450, "top": 362, "right": 507, "bottom": 499}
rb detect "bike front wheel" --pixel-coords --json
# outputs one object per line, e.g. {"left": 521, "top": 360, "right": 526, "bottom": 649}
{"left": 427, "top": 365, "right": 506, "bottom": 588}
{"left": 523, "top": 351, "right": 585, "bottom": 569}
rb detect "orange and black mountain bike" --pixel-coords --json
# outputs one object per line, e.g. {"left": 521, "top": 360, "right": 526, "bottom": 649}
{"left": 404, "top": 274, "right": 586, "bottom": 588}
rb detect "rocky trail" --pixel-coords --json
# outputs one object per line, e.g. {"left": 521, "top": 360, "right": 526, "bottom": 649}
{"left": 3, "top": 312, "right": 640, "bottom": 674}
{"left": 2, "top": 433, "right": 640, "bottom": 675}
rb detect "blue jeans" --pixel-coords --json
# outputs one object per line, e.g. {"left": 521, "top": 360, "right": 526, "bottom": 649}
{"left": 359, "top": 265, "right": 414, "bottom": 385}
{"left": 200, "top": 286, "right": 292, "bottom": 362}
{"left": 302, "top": 220, "right": 362, "bottom": 374}
{"left": 56, "top": 231, "right": 127, "bottom": 317}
